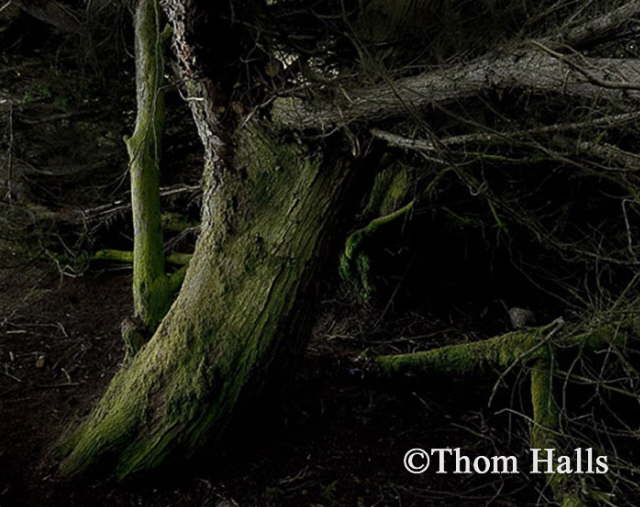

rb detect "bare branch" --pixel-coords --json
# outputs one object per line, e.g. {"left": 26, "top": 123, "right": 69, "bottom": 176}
{"left": 80, "top": 184, "right": 200, "bottom": 223}
{"left": 371, "top": 111, "right": 640, "bottom": 152}
{"left": 572, "top": 140, "right": 640, "bottom": 170}
{"left": 372, "top": 124, "right": 640, "bottom": 174}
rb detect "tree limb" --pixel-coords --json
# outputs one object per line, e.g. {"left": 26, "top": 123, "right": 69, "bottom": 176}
{"left": 374, "top": 319, "right": 628, "bottom": 379}
{"left": 92, "top": 249, "right": 191, "bottom": 266}
{"left": 371, "top": 111, "right": 640, "bottom": 173}
{"left": 273, "top": 50, "right": 640, "bottom": 130}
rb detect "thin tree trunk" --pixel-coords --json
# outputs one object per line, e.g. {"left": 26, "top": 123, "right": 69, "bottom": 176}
{"left": 125, "top": 0, "right": 169, "bottom": 334}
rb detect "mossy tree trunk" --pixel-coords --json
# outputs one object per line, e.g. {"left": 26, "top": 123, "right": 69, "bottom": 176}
{"left": 58, "top": 118, "right": 351, "bottom": 477}
{"left": 56, "top": 0, "right": 358, "bottom": 479}
{"left": 125, "top": 0, "right": 170, "bottom": 336}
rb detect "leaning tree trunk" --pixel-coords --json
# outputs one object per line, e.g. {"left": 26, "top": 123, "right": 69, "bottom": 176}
{"left": 57, "top": 1, "right": 352, "bottom": 477}
{"left": 58, "top": 119, "right": 351, "bottom": 477}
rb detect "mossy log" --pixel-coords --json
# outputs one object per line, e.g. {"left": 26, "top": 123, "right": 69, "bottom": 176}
{"left": 56, "top": 123, "right": 352, "bottom": 479}
{"left": 375, "top": 319, "right": 629, "bottom": 379}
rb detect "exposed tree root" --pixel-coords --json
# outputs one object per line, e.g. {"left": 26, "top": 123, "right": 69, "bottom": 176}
{"left": 340, "top": 201, "right": 414, "bottom": 298}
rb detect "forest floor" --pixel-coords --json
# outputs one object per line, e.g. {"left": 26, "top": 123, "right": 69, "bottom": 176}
{"left": 0, "top": 254, "right": 554, "bottom": 507}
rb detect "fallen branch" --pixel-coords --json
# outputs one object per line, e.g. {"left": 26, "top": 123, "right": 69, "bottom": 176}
{"left": 371, "top": 111, "right": 640, "bottom": 153}
{"left": 273, "top": 51, "right": 640, "bottom": 130}
{"left": 374, "top": 319, "right": 627, "bottom": 380}
{"left": 273, "top": 1, "right": 640, "bottom": 133}
{"left": 530, "top": 40, "right": 640, "bottom": 91}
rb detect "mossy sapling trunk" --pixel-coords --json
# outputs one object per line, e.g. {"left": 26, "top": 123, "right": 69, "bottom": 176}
{"left": 57, "top": 121, "right": 352, "bottom": 478}
{"left": 529, "top": 352, "right": 582, "bottom": 507}
{"left": 124, "top": 0, "right": 173, "bottom": 346}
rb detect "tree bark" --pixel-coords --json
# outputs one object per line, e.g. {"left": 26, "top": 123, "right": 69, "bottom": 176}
{"left": 272, "top": 51, "right": 640, "bottom": 130}
{"left": 556, "top": 0, "right": 640, "bottom": 49}
{"left": 57, "top": 117, "right": 351, "bottom": 477}
{"left": 55, "top": 0, "right": 359, "bottom": 479}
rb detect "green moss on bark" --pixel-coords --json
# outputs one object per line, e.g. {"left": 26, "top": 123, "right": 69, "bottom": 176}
{"left": 57, "top": 121, "right": 352, "bottom": 479}
{"left": 530, "top": 352, "right": 586, "bottom": 507}
{"left": 339, "top": 201, "right": 414, "bottom": 298}
{"left": 363, "top": 163, "right": 412, "bottom": 218}
{"left": 125, "top": 0, "right": 170, "bottom": 334}
{"left": 341, "top": 161, "right": 414, "bottom": 298}
{"left": 375, "top": 319, "right": 630, "bottom": 378}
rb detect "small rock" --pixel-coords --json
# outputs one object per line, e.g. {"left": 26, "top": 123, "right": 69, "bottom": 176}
{"left": 35, "top": 354, "right": 46, "bottom": 368}
{"left": 508, "top": 307, "right": 536, "bottom": 329}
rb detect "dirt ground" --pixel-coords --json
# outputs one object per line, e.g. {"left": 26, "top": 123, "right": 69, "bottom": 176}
{"left": 0, "top": 258, "right": 554, "bottom": 507}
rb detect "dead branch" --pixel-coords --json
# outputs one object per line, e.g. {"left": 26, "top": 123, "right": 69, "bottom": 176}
{"left": 79, "top": 184, "right": 200, "bottom": 223}
{"left": 371, "top": 111, "right": 640, "bottom": 153}
{"left": 272, "top": 51, "right": 640, "bottom": 130}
